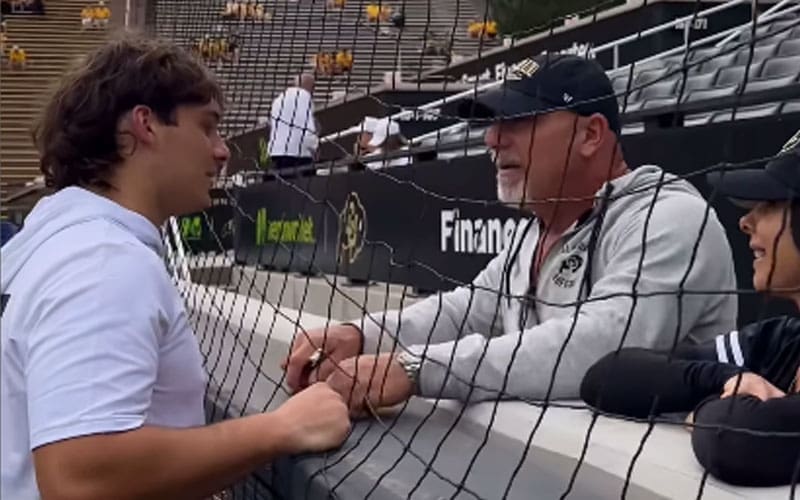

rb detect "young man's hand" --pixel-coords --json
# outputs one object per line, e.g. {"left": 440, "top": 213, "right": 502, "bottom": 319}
{"left": 721, "top": 372, "right": 786, "bottom": 401}
{"left": 274, "top": 382, "right": 351, "bottom": 454}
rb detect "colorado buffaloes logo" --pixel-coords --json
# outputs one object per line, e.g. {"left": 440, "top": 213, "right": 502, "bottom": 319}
{"left": 780, "top": 129, "right": 800, "bottom": 154}
{"left": 338, "top": 192, "right": 367, "bottom": 265}
{"left": 553, "top": 254, "right": 584, "bottom": 288}
{"left": 507, "top": 58, "right": 539, "bottom": 81}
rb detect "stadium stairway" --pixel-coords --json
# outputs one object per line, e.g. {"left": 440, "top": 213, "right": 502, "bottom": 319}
{"left": 0, "top": 0, "right": 107, "bottom": 204}
{"left": 152, "top": 0, "right": 501, "bottom": 136}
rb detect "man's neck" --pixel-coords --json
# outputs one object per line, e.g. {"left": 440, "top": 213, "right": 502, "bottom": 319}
{"left": 536, "top": 163, "right": 631, "bottom": 235}
{"left": 88, "top": 182, "right": 165, "bottom": 229}
{"left": 535, "top": 200, "right": 595, "bottom": 237}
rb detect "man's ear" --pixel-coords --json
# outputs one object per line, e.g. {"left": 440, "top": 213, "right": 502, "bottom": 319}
{"left": 128, "top": 105, "right": 159, "bottom": 147}
{"left": 117, "top": 106, "right": 159, "bottom": 158}
{"left": 579, "top": 113, "right": 608, "bottom": 158}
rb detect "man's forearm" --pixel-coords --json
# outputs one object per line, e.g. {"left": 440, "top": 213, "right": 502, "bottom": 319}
{"left": 34, "top": 412, "right": 292, "bottom": 500}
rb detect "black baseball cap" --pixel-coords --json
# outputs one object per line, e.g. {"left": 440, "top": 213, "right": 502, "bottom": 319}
{"left": 707, "top": 129, "right": 800, "bottom": 204}
{"left": 457, "top": 53, "right": 621, "bottom": 135}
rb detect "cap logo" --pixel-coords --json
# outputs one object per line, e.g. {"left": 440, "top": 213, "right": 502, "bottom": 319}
{"left": 563, "top": 93, "right": 573, "bottom": 104}
{"left": 507, "top": 58, "right": 539, "bottom": 80}
{"left": 780, "top": 128, "right": 800, "bottom": 153}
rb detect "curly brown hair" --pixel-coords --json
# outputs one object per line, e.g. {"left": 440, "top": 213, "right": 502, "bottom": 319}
{"left": 34, "top": 32, "right": 224, "bottom": 190}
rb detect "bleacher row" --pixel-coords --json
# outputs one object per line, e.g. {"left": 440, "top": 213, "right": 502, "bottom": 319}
{"left": 416, "top": 13, "right": 800, "bottom": 156}
{"left": 612, "top": 17, "right": 800, "bottom": 127}
{"left": 153, "top": 0, "right": 502, "bottom": 136}
{"left": 0, "top": 0, "right": 107, "bottom": 202}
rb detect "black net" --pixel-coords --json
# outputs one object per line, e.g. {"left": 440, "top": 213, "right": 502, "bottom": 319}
{"left": 152, "top": 0, "right": 800, "bottom": 498}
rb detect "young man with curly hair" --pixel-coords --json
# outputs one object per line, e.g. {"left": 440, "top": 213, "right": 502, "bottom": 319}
{"left": 0, "top": 34, "right": 350, "bottom": 499}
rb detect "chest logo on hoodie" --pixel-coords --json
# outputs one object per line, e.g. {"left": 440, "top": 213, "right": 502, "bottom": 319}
{"left": 552, "top": 254, "right": 584, "bottom": 288}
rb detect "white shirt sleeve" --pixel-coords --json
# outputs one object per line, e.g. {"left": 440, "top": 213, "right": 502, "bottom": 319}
{"left": 25, "top": 245, "right": 171, "bottom": 449}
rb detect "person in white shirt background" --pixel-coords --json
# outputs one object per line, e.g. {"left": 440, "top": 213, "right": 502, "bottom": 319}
{"left": 0, "top": 34, "right": 349, "bottom": 500}
{"left": 267, "top": 72, "right": 319, "bottom": 175}
{"left": 355, "top": 116, "right": 411, "bottom": 170}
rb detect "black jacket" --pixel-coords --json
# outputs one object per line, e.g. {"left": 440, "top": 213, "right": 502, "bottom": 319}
{"left": 580, "top": 316, "right": 800, "bottom": 418}
{"left": 580, "top": 316, "right": 800, "bottom": 487}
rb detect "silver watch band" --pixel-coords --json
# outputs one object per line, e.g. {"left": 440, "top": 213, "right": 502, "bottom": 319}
{"left": 397, "top": 351, "right": 422, "bottom": 395}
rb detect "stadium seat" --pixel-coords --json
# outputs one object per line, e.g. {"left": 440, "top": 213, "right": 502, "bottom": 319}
{"left": 694, "top": 51, "right": 737, "bottom": 75}
{"left": 642, "top": 96, "right": 678, "bottom": 110}
{"left": 711, "top": 102, "right": 782, "bottom": 122}
{"left": 612, "top": 75, "right": 633, "bottom": 94}
{"left": 761, "top": 55, "right": 800, "bottom": 79}
{"left": 777, "top": 39, "right": 800, "bottom": 57}
{"left": 732, "top": 44, "right": 778, "bottom": 66}
{"left": 637, "top": 79, "right": 678, "bottom": 100}
{"left": 685, "top": 84, "right": 740, "bottom": 103}
{"left": 677, "top": 72, "right": 717, "bottom": 95}
{"left": 621, "top": 123, "right": 645, "bottom": 135}
{"left": 743, "top": 75, "right": 799, "bottom": 94}
{"left": 715, "top": 63, "right": 764, "bottom": 86}
{"left": 633, "top": 67, "right": 674, "bottom": 87}
{"left": 631, "top": 58, "right": 667, "bottom": 71}
{"left": 783, "top": 100, "right": 800, "bottom": 113}
{"left": 683, "top": 112, "right": 714, "bottom": 127}
{"left": 737, "top": 25, "right": 771, "bottom": 43}
{"left": 619, "top": 99, "right": 644, "bottom": 113}
{"left": 688, "top": 47, "right": 719, "bottom": 62}
{"left": 768, "top": 20, "right": 800, "bottom": 34}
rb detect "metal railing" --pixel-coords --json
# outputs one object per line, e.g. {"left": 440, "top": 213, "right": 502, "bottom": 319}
{"left": 608, "top": 1, "right": 800, "bottom": 77}
{"left": 591, "top": 0, "right": 750, "bottom": 69}
{"left": 318, "top": 0, "right": 755, "bottom": 146}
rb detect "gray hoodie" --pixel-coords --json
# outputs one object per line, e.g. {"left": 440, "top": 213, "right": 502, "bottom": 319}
{"left": 359, "top": 165, "right": 738, "bottom": 402}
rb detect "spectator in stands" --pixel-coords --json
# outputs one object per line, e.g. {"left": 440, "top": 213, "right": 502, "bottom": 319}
{"left": 328, "top": 0, "right": 346, "bottom": 9}
{"left": 80, "top": 4, "right": 93, "bottom": 30}
{"left": 285, "top": 54, "right": 738, "bottom": 415}
{"left": 313, "top": 51, "right": 334, "bottom": 76}
{"left": 335, "top": 48, "right": 353, "bottom": 74}
{"left": 3, "top": 0, "right": 43, "bottom": 15}
{"left": 92, "top": 0, "right": 110, "bottom": 28}
{"left": 7, "top": 43, "right": 25, "bottom": 70}
{"left": 267, "top": 73, "right": 319, "bottom": 174}
{"left": 0, "top": 34, "right": 349, "bottom": 500}
{"left": 253, "top": 3, "right": 268, "bottom": 21}
{"left": 366, "top": 3, "right": 391, "bottom": 22}
{"left": 226, "top": 32, "right": 241, "bottom": 64}
{"left": 389, "top": 9, "right": 405, "bottom": 29}
{"left": 221, "top": 1, "right": 238, "bottom": 19}
{"left": 467, "top": 20, "right": 498, "bottom": 39}
{"left": 581, "top": 129, "right": 800, "bottom": 487}
{"left": 422, "top": 32, "right": 452, "bottom": 59}
{"left": 355, "top": 116, "right": 409, "bottom": 169}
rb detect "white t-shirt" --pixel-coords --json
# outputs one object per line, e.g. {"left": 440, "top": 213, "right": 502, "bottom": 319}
{"left": 0, "top": 187, "right": 207, "bottom": 499}
{"left": 267, "top": 87, "right": 318, "bottom": 158}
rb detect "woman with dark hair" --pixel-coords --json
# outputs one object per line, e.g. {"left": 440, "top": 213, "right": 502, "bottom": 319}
{"left": 581, "top": 129, "right": 800, "bottom": 487}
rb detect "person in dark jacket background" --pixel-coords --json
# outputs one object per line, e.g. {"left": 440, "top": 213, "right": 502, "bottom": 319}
{"left": 581, "top": 129, "right": 800, "bottom": 487}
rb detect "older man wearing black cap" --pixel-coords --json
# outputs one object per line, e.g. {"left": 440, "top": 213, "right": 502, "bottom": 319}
{"left": 285, "top": 54, "right": 739, "bottom": 414}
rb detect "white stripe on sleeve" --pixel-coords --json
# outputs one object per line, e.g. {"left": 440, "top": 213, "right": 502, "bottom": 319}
{"left": 728, "top": 330, "right": 745, "bottom": 366}
{"left": 715, "top": 335, "right": 729, "bottom": 363}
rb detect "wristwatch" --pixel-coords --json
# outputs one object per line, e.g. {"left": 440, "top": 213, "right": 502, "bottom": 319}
{"left": 396, "top": 351, "right": 422, "bottom": 395}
